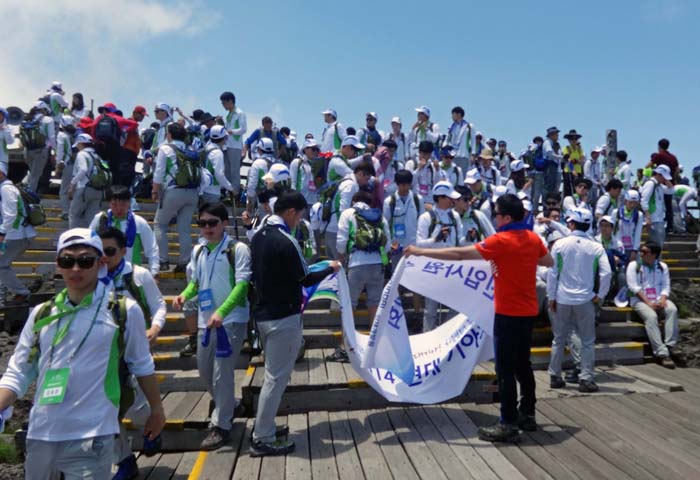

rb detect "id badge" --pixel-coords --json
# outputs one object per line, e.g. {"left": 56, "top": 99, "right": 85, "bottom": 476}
{"left": 383, "top": 178, "right": 391, "bottom": 189}
{"left": 39, "top": 367, "right": 70, "bottom": 405}
{"left": 645, "top": 287, "right": 657, "bottom": 302}
{"left": 621, "top": 235, "right": 632, "bottom": 249}
{"left": 419, "top": 184, "right": 429, "bottom": 195}
{"left": 394, "top": 223, "right": 406, "bottom": 239}
{"left": 199, "top": 288, "right": 215, "bottom": 312}
{"left": 308, "top": 179, "right": 317, "bottom": 192}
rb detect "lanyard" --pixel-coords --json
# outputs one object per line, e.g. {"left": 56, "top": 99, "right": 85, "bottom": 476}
{"left": 107, "top": 259, "right": 126, "bottom": 283}
{"left": 641, "top": 263, "right": 657, "bottom": 291}
{"left": 202, "top": 234, "right": 228, "bottom": 287}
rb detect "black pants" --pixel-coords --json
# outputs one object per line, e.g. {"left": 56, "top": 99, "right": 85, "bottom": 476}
{"left": 664, "top": 194, "right": 674, "bottom": 233}
{"left": 493, "top": 313, "right": 536, "bottom": 424}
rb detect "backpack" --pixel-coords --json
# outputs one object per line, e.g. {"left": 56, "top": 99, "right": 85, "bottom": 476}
{"left": 140, "top": 128, "right": 156, "bottom": 151}
{"left": 350, "top": 207, "right": 387, "bottom": 254}
{"left": 19, "top": 120, "right": 47, "bottom": 150}
{"left": 94, "top": 115, "right": 120, "bottom": 144}
{"left": 87, "top": 152, "right": 113, "bottom": 190}
{"left": 388, "top": 192, "right": 420, "bottom": 233}
{"left": 120, "top": 272, "right": 152, "bottom": 328}
{"left": 523, "top": 144, "right": 545, "bottom": 171}
{"left": 293, "top": 221, "right": 314, "bottom": 259}
{"left": 30, "top": 293, "right": 135, "bottom": 418}
{"left": 18, "top": 186, "right": 47, "bottom": 226}
{"left": 427, "top": 208, "right": 459, "bottom": 246}
{"left": 311, "top": 155, "right": 330, "bottom": 189}
{"left": 169, "top": 143, "right": 202, "bottom": 188}
{"left": 320, "top": 177, "right": 352, "bottom": 223}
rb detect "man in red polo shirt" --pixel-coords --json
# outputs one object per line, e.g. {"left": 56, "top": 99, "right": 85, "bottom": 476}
{"left": 405, "top": 194, "right": 553, "bottom": 443}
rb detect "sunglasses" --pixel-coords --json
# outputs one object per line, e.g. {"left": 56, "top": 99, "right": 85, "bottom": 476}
{"left": 103, "top": 246, "right": 119, "bottom": 257}
{"left": 197, "top": 218, "right": 221, "bottom": 228}
{"left": 56, "top": 256, "right": 99, "bottom": 269}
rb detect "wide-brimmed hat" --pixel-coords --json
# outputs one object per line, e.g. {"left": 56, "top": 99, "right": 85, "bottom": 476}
{"left": 563, "top": 129, "right": 582, "bottom": 140}
{"left": 546, "top": 126, "right": 560, "bottom": 136}
{"left": 479, "top": 148, "right": 494, "bottom": 160}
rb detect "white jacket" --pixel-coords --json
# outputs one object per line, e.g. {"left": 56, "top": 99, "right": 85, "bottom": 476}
{"left": 336, "top": 203, "right": 391, "bottom": 268}
{"left": 324, "top": 175, "right": 358, "bottom": 234}
{"left": 447, "top": 120, "right": 474, "bottom": 158}
{"left": 109, "top": 261, "right": 167, "bottom": 329}
{"left": 386, "top": 131, "right": 410, "bottom": 163}
{"left": 224, "top": 108, "right": 247, "bottom": 150}
{"left": 0, "top": 180, "right": 36, "bottom": 240}
{"left": 640, "top": 178, "right": 668, "bottom": 223}
{"left": 626, "top": 260, "right": 670, "bottom": 307}
{"left": 615, "top": 162, "right": 633, "bottom": 191}
{"left": 203, "top": 142, "right": 234, "bottom": 196}
{"left": 459, "top": 208, "right": 495, "bottom": 245}
{"left": 71, "top": 147, "right": 102, "bottom": 189}
{"left": 246, "top": 156, "right": 273, "bottom": 200}
{"left": 438, "top": 162, "right": 464, "bottom": 186}
{"left": 153, "top": 140, "right": 197, "bottom": 191}
{"left": 320, "top": 121, "right": 346, "bottom": 153}
{"left": 290, "top": 155, "right": 317, "bottom": 204}
{"left": 547, "top": 230, "right": 612, "bottom": 305}
{"left": 613, "top": 206, "right": 644, "bottom": 251}
{"left": 382, "top": 191, "right": 424, "bottom": 248}
{"left": 55, "top": 131, "right": 73, "bottom": 165}
{"left": 416, "top": 206, "right": 463, "bottom": 248}
{"left": 0, "top": 124, "right": 15, "bottom": 168}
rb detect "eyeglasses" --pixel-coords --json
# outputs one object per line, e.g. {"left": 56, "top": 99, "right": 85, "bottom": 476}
{"left": 103, "top": 246, "right": 119, "bottom": 257}
{"left": 56, "top": 256, "right": 99, "bottom": 269}
{"left": 197, "top": 219, "right": 221, "bottom": 228}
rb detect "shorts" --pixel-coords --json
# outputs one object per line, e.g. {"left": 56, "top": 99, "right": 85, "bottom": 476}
{"left": 348, "top": 263, "right": 384, "bottom": 308}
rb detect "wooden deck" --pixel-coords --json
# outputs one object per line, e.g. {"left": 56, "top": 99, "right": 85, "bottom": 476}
{"left": 120, "top": 364, "right": 700, "bottom": 479}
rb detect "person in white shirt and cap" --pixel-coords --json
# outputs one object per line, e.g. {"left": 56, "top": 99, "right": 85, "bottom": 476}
{"left": 453, "top": 185, "right": 495, "bottom": 245}
{"left": 0, "top": 228, "right": 165, "bottom": 480}
{"left": 326, "top": 135, "right": 364, "bottom": 183}
{"left": 562, "top": 177, "right": 594, "bottom": 234}
{"left": 383, "top": 169, "right": 425, "bottom": 265}
{"left": 320, "top": 108, "right": 346, "bottom": 154}
{"left": 409, "top": 106, "right": 439, "bottom": 157}
{"left": 465, "top": 168, "right": 491, "bottom": 210}
{"left": 641, "top": 164, "right": 673, "bottom": 249}
{"left": 246, "top": 137, "right": 279, "bottom": 213}
{"left": 626, "top": 241, "right": 679, "bottom": 368}
{"left": 594, "top": 178, "right": 624, "bottom": 221}
{"left": 411, "top": 140, "right": 438, "bottom": 202}
{"left": 386, "top": 117, "right": 410, "bottom": 165}
{"left": 44, "top": 81, "right": 69, "bottom": 126}
{"left": 614, "top": 150, "right": 633, "bottom": 191}
{"left": 547, "top": 207, "right": 611, "bottom": 393}
{"left": 144, "top": 102, "right": 173, "bottom": 171}
{"left": 201, "top": 125, "right": 235, "bottom": 204}
{"left": 25, "top": 101, "right": 56, "bottom": 193}
{"left": 219, "top": 91, "right": 247, "bottom": 195}
{"left": 416, "top": 181, "right": 464, "bottom": 332}
{"left": 55, "top": 114, "right": 77, "bottom": 220}
{"left": 481, "top": 184, "right": 509, "bottom": 228}
{"left": 446, "top": 106, "right": 474, "bottom": 173}
{"left": 68, "top": 133, "right": 109, "bottom": 229}
{"left": 357, "top": 112, "right": 384, "bottom": 152}
{"left": 477, "top": 147, "right": 501, "bottom": 188}
{"left": 505, "top": 159, "right": 532, "bottom": 198}
{"left": 584, "top": 146, "right": 605, "bottom": 207}
{"left": 437, "top": 145, "right": 463, "bottom": 186}
{"left": 595, "top": 215, "right": 627, "bottom": 303}
{"left": 290, "top": 138, "right": 321, "bottom": 206}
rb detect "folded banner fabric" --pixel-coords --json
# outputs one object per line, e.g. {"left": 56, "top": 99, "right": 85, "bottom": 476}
{"left": 303, "top": 257, "right": 495, "bottom": 404}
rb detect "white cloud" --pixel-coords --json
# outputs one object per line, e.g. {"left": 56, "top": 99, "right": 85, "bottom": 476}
{"left": 0, "top": 0, "right": 218, "bottom": 111}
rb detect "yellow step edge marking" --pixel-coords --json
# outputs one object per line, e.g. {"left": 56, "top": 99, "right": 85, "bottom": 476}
{"left": 471, "top": 372, "right": 497, "bottom": 380}
{"left": 347, "top": 378, "right": 367, "bottom": 388}
{"left": 188, "top": 451, "right": 209, "bottom": 480}
{"left": 156, "top": 337, "right": 177, "bottom": 345}
{"left": 152, "top": 353, "right": 172, "bottom": 361}
{"left": 155, "top": 374, "right": 166, "bottom": 384}
{"left": 622, "top": 342, "right": 645, "bottom": 349}
{"left": 245, "top": 366, "right": 255, "bottom": 376}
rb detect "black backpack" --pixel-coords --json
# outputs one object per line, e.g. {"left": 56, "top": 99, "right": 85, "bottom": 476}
{"left": 19, "top": 120, "right": 47, "bottom": 150}
{"left": 95, "top": 115, "right": 120, "bottom": 144}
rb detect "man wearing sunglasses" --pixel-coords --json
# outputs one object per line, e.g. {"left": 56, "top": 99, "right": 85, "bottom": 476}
{"left": 562, "top": 178, "right": 594, "bottom": 235}
{"left": 405, "top": 194, "right": 553, "bottom": 443}
{"left": 0, "top": 228, "right": 165, "bottom": 479}
{"left": 89, "top": 185, "right": 160, "bottom": 276}
{"left": 172, "top": 202, "right": 251, "bottom": 451}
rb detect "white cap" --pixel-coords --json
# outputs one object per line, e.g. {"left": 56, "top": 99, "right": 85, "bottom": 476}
{"left": 262, "top": 163, "right": 291, "bottom": 183}
{"left": 302, "top": 138, "right": 319, "bottom": 150}
{"left": 592, "top": 145, "right": 604, "bottom": 153}
{"left": 154, "top": 102, "right": 172, "bottom": 114}
{"left": 51, "top": 81, "right": 64, "bottom": 93}
{"left": 391, "top": 116, "right": 402, "bottom": 124}
{"left": 209, "top": 125, "right": 228, "bottom": 141}
{"left": 366, "top": 112, "right": 377, "bottom": 120}
{"left": 60, "top": 114, "right": 75, "bottom": 127}
{"left": 341, "top": 135, "right": 365, "bottom": 150}
{"left": 654, "top": 164, "right": 672, "bottom": 180}
{"left": 432, "top": 181, "right": 461, "bottom": 199}
{"left": 464, "top": 168, "right": 482, "bottom": 185}
{"left": 257, "top": 137, "right": 274, "bottom": 153}
{"left": 57, "top": 228, "right": 104, "bottom": 256}
{"left": 415, "top": 106, "right": 431, "bottom": 117}
{"left": 322, "top": 108, "right": 337, "bottom": 118}
{"left": 72, "top": 133, "right": 93, "bottom": 148}
{"left": 510, "top": 159, "right": 525, "bottom": 172}
{"left": 34, "top": 100, "right": 50, "bottom": 112}
{"left": 598, "top": 215, "right": 615, "bottom": 227}
{"left": 625, "top": 190, "right": 641, "bottom": 202}
{"left": 547, "top": 230, "right": 565, "bottom": 244}
{"left": 491, "top": 185, "right": 508, "bottom": 202}
{"left": 290, "top": 130, "right": 297, "bottom": 141}
{"left": 565, "top": 207, "right": 593, "bottom": 225}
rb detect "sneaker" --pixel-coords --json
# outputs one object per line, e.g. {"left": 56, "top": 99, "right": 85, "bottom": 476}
{"left": 159, "top": 261, "right": 170, "bottom": 272}
{"left": 173, "top": 264, "right": 187, "bottom": 274}
{"left": 477, "top": 422, "right": 521, "bottom": 443}
{"left": 249, "top": 425, "right": 289, "bottom": 441}
{"left": 249, "top": 438, "right": 295, "bottom": 457}
{"left": 179, "top": 334, "right": 197, "bottom": 357}
{"left": 659, "top": 356, "right": 676, "bottom": 369}
{"left": 60, "top": 213, "right": 69, "bottom": 221}
{"left": 550, "top": 375, "right": 566, "bottom": 389}
{"left": 517, "top": 413, "right": 537, "bottom": 432}
{"left": 564, "top": 368, "right": 580, "bottom": 384}
{"left": 325, "top": 347, "right": 349, "bottom": 363}
{"left": 200, "top": 426, "right": 231, "bottom": 451}
{"left": 578, "top": 380, "right": 600, "bottom": 393}
{"left": 112, "top": 454, "right": 139, "bottom": 480}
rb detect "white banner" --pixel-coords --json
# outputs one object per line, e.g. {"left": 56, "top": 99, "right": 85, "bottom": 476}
{"left": 308, "top": 256, "right": 495, "bottom": 404}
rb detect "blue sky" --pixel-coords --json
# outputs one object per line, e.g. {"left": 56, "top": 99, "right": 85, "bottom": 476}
{"left": 3, "top": 0, "right": 698, "bottom": 172}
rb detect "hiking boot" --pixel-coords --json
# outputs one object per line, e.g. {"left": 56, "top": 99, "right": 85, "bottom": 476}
{"left": 326, "top": 347, "right": 349, "bottom": 363}
{"left": 159, "top": 261, "right": 170, "bottom": 272}
{"left": 173, "top": 263, "right": 187, "bottom": 274}
{"left": 249, "top": 425, "right": 289, "bottom": 441}
{"left": 659, "top": 356, "right": 676, "bottom": 369}
{"left": 564, "top": 368, "right": 580, "bottom": 384}
{"left": 249, "top": 438, "right": 295, "bottom": 457}
{"left": 112, "top": 454, "right": 139, "bottom": 480}
{"left": 669, "top": 350, "right": 685, "bottom": 367}
{"left": 578, "top": 380, "right": 599, "bottom": 393}
{"left": 200, "top": 426, "right": 231, "bottom": 451}
{"left": 477, "top": 422, "right": 521, "bottom": 443}
{"left": 179, "top": 334, "right": 197, "bottom": 357}
{"left": 550, "top": 375, "right": 566, "bottom": 389}
{"left": 517, "top": 413, "right": 537, "bottom": 432}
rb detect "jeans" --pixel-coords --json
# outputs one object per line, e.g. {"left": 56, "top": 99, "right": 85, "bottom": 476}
{"left": 493, "top": 314, "right": 536, "bottom": 424}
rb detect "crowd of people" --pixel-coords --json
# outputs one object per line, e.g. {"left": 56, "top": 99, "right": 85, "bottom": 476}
{"left": 0, "top": 83, "right": 697, "bottom": 477}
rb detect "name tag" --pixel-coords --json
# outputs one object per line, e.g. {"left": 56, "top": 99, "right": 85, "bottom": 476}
{"left": 199, "top": 288, "right": 215, "bottom": 312}
{"left": 308, "top": 180, "right": 317, "bottom": 192}
{"left": 394, "top": 223, "right": 406, "bottom": 239}
{"left": 645, "top": 287, "right": 657, "bottom": 302}
{"left": 39, "top": 367, "right": 70, "bottom": 405}
{"left": 621, "top": 235, "right": 633, "bottom": 249}
{"left": 419, "top": 184, "right": 429, "bottom": 195}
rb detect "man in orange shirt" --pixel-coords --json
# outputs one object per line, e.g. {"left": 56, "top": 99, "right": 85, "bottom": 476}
{"left": 405, "top": 194, "right": 553, "bottom": 443}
